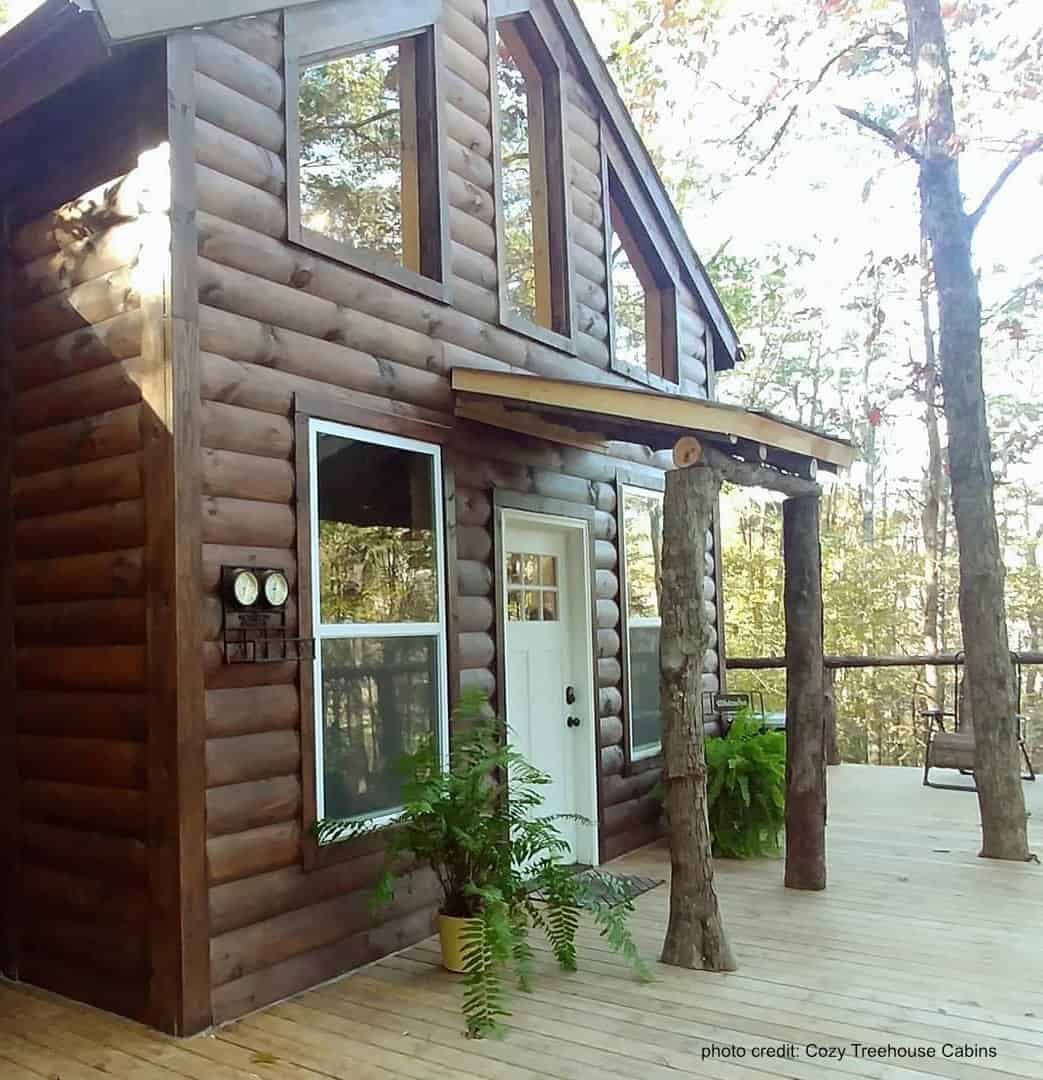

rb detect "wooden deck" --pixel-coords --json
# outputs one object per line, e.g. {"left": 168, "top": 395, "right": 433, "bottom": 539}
{"left": 2, "top": 765, "right": 1041, "bottom": 1079}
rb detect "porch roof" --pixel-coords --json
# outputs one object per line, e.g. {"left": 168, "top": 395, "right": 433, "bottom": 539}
{"left": 450, "top": 368, "right": 858, "bottom": 476}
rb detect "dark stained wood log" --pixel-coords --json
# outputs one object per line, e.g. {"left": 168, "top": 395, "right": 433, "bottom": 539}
{"left": 17, "top": 735, "right": 146, "bottom": 789}
{"left": 13, "top": 404, "right": 141, "bottom": 478}
{"left": 20, "top": 822, "right": 147, "bottom": 883}
{"left": 457, "top": 559, "right": 492, "bottom": 597}
{"left": 599, "top": 821, "right": 661, "bottom": 864}
{"left": 21, "top": 779, "right": 147, "bottom": 838}
{"left": 206, "top": 684, "right": 300, "bottom": 739}
{"left": 14, "top": 596, "right": 145, "bottom": 645}
{"left": 206, "top": 821, "right": 301, "bottom": 885}
{"left": 21, "top": 915, "right": 148, "bottom": 978}
{"left": 599, "top": 714, "right": 623, "bottom": 747}
{"left": 12, "top": 266, "right": 138, "bottom": 349}
{"left": 15, "top": 548, "right": 144, "bottom": 601}
{"left": 201, "top": 544, "right": 296, "bottom": 593}
{"left": 16, "top": 645, "right": 146, "bottom": 692}
{"left": 195, "top": 118, "right": 286, "bottom": 196}
{"left": 20, "top": 862, "right": 147, "bottom": 926}
{"left": 209, "top": 906, "right": 436, "bottom": 1025}
{"left": 456, "top": 595, "right": 493, "bottom": 633}
{"left": 15, "top": 357, "right": 146, "bottom": 433}
{"left": 192, "top": 32, "right": 284, "bottom": 111}
{"left": 15, "top": 498, "right": 145, "bottom": 558}
{"left": 206, "top": 730, "right": 301, "bottom": 789}
{"left": 659, "top": 464, "right": 734, "bottom": 972}
{"left": 601, "top": 768, "right": 660, "bottom": 808}
{"left": 194, "top": 71, "right": 284, "bottom": 153}
{"left": 207, "top": 776, "right": 302, "bottom": 838}
{"left": 15, "top": 221, "right": 144, "bottom": 303}
{"left": 208, "top": 850, "right": 385, "bottom": 939}
{"left": 13, "top": 309, "right": 143, "bottom": 391}
{"left": 601, "top": 744, "right": 624, "bottom": 776}
{"left": 201, "top": 400, "right": 293, "bottom": 459}
{"left": 201, "top": 447, "right": 294, "bottom": 505}
{"left": 196, "top": 163, "right": 288, "bottom": 237}
{"left": 599, "top": 686, "right": 623, "bottom": 718}
{"left": 455, "top": 524, "right": 492, "bottom": 562}
{"left": 201, "top": 496, "right": 295, "bottom": 548}
{"left": 16, "top": 690, "right": 146, "bottom": 740}
{"left": 783, "top": 494, "right": 826, "bottom": 891}
{"left": 209, "top": 870, "right": 437, "bottom": 989}
{"left": 458, "top": 631, "right": 495, "bottom": 671}
{"left": 454, "top": 487, "right": 491, "bottom": 527}
{"left": 603, "top": 792, "right": 661, "bottom": 837}
{"left": 13, "top": 451, "right": 142, "bottom": 517}
{"left": 203, "top": 644, "right": 297, "bottom": 691}
{"left": 17, "top": 948, "right": 147, "bottom": 1023}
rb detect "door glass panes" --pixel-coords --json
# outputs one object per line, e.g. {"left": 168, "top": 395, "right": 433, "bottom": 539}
{"left": 507, "top": 552, "right": 559, "bottom": 621}
{"left": 317, "top": 432, "right": 437, "bottom": 625}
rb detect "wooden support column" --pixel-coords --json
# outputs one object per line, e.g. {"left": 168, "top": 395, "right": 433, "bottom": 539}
{"left": 782, "top": 494, "right": 826, "bottom": 890}
{"left": 659, "top": 462, "right": 735, "bottom": 971}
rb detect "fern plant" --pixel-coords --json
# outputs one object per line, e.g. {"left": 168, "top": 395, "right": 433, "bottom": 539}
{"left": 705, "top": 711, "right": 786, "bottom": 858}
{"left": 317, "top": 688, "right": 649, "bottom": 1038}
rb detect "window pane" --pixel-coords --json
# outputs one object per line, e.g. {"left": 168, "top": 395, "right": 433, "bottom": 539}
{"left": 541, "top": 591, "right": 558, "bottom": 622}
{"left": 321, "top": 636, "right": 438, "bottom": 820}
{"left": 611, "top": 228, "right": 648, "bottom": 370}
{"left": 497, "top": 29, "right": 542, "bottom": 325}
{"left": 624, "top": 490, "right": 663, "bottom": 618}
{"left": 629, "top": 624, "right": 661, "bottom": 753}
{"left": 317, "top": 432, "right": 438, "bottom": 624}
{"left": 298, "top": 42, "right": 411, "bottom": 265}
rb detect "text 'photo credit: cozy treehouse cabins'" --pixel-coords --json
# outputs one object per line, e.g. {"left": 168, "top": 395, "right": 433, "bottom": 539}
{"left": 0, "top": 0, "right": 855, "bottom": 1036}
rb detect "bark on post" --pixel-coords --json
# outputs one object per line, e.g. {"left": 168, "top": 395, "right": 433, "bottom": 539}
{"left": 783, "top": 495, "right": 826, "bottom": 891}
{"left": 906, "top": 0, "right": 1031, "bottom": 861}
{"left": 659, "top": 463, "right": 735, "bottom": 971}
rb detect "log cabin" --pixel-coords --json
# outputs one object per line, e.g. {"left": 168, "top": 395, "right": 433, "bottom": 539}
{"left": 0, "top": 0, "right": 855, "bottom": 1035}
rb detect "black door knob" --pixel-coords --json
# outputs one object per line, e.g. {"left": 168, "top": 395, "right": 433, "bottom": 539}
{"left": 565, "top": 686, "right": 576, "bottom": 704}
{"left": 567, "top": 716, "right": 581, "bottom": 728}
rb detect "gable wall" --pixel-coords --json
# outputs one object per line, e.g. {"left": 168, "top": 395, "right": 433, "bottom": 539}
{"left": 186, "top": 2, "right": 721, "bottom": 1027}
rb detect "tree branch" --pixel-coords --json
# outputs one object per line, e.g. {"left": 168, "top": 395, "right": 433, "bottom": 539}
{"left": 836, "top": 107, "right": 922, "bottom": 162}
{"left": 968, "top": 135, "right": 1043, "bottom": 231}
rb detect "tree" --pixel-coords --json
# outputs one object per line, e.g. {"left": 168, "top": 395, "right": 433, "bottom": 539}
{"left": 841, "top": 0, "right": 1037, "bottom": 861}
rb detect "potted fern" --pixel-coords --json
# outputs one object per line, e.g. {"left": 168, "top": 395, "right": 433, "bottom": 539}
{"left": 317, "top": 688, "right": 649, "bottom": 1037}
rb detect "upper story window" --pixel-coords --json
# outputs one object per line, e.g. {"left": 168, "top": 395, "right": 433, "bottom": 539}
{"left": 607, "top": 168, "right": 679, "bottom": 389}
{"left": 308, "top": 419, "right": 449, "bottom": 829}
{"left": 493, "top": 14, "right": 571, "bottom": 346}
{"left": 287, "top": 4, "right": 449, "bottom": 302}
{"left": 621, "top": 485, "right": 664, "bottom": 760}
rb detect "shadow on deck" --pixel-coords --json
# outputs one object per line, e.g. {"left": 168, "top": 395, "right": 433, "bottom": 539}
{"left": 2, "top": 765, "right": 1041, "bottom": 1079}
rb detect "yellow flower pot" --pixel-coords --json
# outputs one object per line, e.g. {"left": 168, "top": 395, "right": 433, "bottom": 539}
{"left": 438, "top": 914, "right": 477, "bottom": 973}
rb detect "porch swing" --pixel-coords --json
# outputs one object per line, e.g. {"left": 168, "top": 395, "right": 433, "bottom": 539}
{"left": 921, "top": 651, "right": 1037, "bottom": 790}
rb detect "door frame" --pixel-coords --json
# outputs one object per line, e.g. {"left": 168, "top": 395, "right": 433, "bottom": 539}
{"left": 494, "top": 493, "right": 600, "bottom": 866}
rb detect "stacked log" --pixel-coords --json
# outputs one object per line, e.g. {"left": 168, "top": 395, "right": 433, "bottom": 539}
{"left": 8, "top": 167, "right": 154, "bottom": 1018}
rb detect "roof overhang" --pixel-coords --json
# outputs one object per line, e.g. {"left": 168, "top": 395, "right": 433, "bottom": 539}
{"left": 451, "top": 368, "right": 857, "bottom": 477}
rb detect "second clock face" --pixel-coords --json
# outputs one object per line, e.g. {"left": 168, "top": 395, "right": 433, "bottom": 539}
{"left": 233, "top": 570, "right": 260, "bottom": 607}
{"left": 264, "top": 571, "right": 289, "bottom": 608}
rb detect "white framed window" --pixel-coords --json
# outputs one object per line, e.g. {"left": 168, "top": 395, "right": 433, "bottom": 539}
{"left": 308, "top": 418, "right": 449, "bottom": 829}
{"left": 621, "top": 484, "right": 664, "bottom": 760}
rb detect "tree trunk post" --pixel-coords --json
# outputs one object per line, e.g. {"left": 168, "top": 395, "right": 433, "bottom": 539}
{"left": 659, "top": 463, "right": 735, "bottom": 971}
{"left": 905, "top": 0, "right": 1031, "bottom": 861}
{"left": 783, "top": 494, "right": 827, "bottom": 890}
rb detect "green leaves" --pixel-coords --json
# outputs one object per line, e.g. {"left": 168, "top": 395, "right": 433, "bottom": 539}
{"left": 705, "top": 714, "right": 786, "bottom": 859}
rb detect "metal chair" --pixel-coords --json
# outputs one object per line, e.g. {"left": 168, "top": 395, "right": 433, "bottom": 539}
{"left": 922, "top": 651, "right": 1036, "bottom": 790}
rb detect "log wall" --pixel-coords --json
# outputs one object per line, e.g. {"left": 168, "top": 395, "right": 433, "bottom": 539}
{"left": 3, "top": 68, "right": 167, "bottom": 1021}
{"left": 187, "top": 2, "right": 723, "bottom": 1025}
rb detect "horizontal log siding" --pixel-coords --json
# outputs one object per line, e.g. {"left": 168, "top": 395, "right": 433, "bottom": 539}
{"left": 191, "top": 5, "right": 725, "bottom": 1024}
{"left": 7, "top": 171, "right": 152, "bottom": 1017}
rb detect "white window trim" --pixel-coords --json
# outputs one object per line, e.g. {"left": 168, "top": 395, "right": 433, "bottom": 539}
{"left": 309, "top": 418, "right": 450, "bottom": 830}
{"left": 620, "top": 484, "right": 665, "bottom": 761}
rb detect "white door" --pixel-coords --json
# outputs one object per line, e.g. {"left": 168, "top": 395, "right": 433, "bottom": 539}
{"left": 502, "top": 512, "right": 597, "bottom": 866}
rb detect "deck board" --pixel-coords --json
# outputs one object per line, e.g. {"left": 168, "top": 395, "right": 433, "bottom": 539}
{"left": 1, "top": 765, "right": 1041, "bottom": 1078}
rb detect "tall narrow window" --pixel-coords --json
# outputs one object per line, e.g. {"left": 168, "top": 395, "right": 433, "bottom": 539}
{"left": 310, "top": 420, "right": 448, "bottom": 827}
{"left": 495, "top": 17, "right": 570, "bottom": 338}
{"left": 608, "top": 171, "right": 679, "bottom": 386}
{"left": 290, "top": 17, "right": 446, "bottom": 299}
{"left": 621, "top": 486, "right": 664, "bottom": 759}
